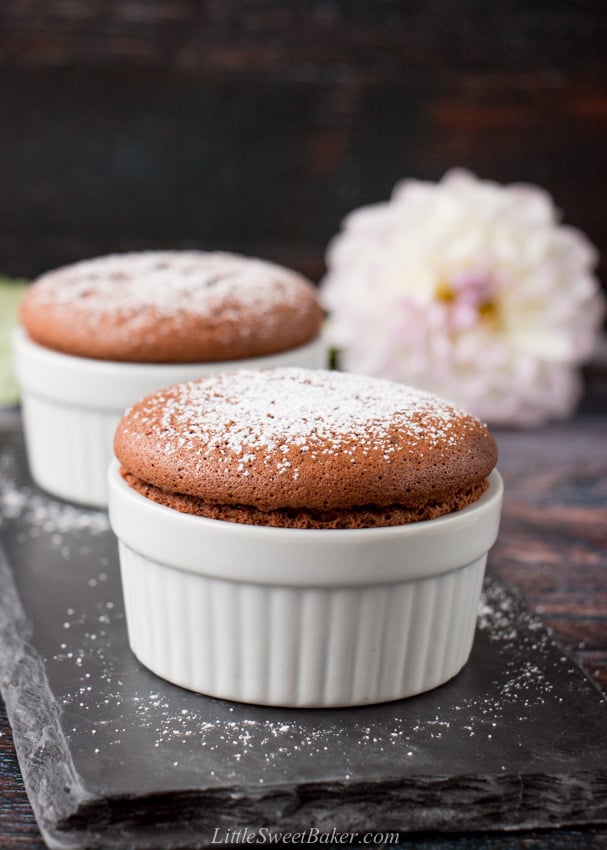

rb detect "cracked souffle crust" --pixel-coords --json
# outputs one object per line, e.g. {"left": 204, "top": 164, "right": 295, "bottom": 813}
{"left": 19, "top": 251, "right": 323, "bottom": 363}
{"left": 115, "top": 368, "right": 498, "bottom": 527}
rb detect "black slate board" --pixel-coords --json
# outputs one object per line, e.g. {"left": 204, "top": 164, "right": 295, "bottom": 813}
{"left": 1, "top": 416, "right": 607, "bottom": 850}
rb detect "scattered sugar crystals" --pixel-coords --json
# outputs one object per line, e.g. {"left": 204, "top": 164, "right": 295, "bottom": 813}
{"left": 27, "top": 251, "right": 310, "bottom": 342}
{"left": 121, "top": 369, "right": 479, "bottom": 499}
{"left": 0, "top": 450, "right": 109, "bottom": 538}
{"left": 46, "top": 573, "right": 575, "bottom": 782}
{"left": 153, "top": 368, "right": 470, "bottom": 457}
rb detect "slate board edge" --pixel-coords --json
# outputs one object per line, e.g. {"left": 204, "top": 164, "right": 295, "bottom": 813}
{"left": 0, "top": 544, "right": 92, "bottom": 848}
{"left": 55, "top": 772, "right": 607, "bottom": 848}
{"left": 2, "top": 540, "right": 607, "bottom": 849}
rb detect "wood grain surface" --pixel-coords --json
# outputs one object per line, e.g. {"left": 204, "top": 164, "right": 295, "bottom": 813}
{"left": 0, "top": 1, "right": 605, "bottom": 284}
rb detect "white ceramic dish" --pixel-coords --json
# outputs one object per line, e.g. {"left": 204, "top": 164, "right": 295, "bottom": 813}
{"left": 108, "top": 462, "right": 503, "bottom": 708}
{"left": 12, "top": 328, "right": 326, "bottom": 508}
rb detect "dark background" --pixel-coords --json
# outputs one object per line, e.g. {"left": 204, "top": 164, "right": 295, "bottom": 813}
{"left": 0, "top": 1, "right": 605, "bottom": 286}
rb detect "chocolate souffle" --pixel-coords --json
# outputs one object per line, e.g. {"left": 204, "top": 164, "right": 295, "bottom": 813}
{"left": 114, "top": 368, "right": 497, "bottom": 530}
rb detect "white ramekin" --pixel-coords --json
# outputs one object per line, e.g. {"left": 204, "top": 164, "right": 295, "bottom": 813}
{"left": 12, "top": 328, "right": 326, "bottom": 508}
{"left": 108, "top": 462, "right": 503, "bottom": 708}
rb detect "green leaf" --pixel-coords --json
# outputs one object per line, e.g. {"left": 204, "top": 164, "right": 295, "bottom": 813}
{"left": 0, "top": 278, "right": 28, "bottom": 405}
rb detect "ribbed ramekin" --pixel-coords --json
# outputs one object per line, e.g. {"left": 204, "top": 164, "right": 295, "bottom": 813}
{"left": 108, "top": 462, "right": 503, "bottom": 707}
{"left": 12, "top": 329, "right": 326, "bottom": 508}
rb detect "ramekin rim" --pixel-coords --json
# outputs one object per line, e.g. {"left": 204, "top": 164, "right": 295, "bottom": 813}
{"left": 13, "top": 325, "right": 324, "bottom": 374}
{"left": 108, "top": 458, "right": 503, "bottom": 540}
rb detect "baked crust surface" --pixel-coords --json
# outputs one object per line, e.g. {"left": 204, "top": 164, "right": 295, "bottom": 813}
{"left": 115, "top": 368, "right": 498, "bottom": 526}
{"left": 20, "top": 251, "right": 323, "bottom": 363}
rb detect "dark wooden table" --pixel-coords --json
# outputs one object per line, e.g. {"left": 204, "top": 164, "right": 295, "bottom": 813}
{"left": 1, "top": 390, "right": 606, "bottom": 848}
{"left": 1, "top": 1, "right": 606, "bottom": 290}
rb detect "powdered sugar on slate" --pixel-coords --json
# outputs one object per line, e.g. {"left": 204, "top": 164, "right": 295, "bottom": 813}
{"left": 29, "top": 251, "right": 306, "bottom": 332}
{"left": 48, "top": 577, "right": 572, "bottom": 781}
{"left": 127, "top": 368, "right": 473, "bottom": 464}
{"left": 0, "top": 450, "right": 109, "bottom": 538}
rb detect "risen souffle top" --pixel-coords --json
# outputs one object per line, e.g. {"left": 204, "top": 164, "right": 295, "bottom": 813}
{"left": 115, "top": 368, "right": 498, "bottom": 529}
{"left": 20, "top": 251, "right": 323, "bottom": 363}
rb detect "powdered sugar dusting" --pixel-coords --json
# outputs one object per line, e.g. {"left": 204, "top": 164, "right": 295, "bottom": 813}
{"left": 125, "top": 368, "right": 476, "bottom": 474}
{"left": 28, "top": 251, "right": 312, "bottom": 337}
{"left": 0, "top": 450, "right": 109, "bottom": 537}
{"left": 46, "top": 575, "right": 588, "bottom": 785}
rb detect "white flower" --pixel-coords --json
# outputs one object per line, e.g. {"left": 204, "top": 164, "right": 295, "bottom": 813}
{"left": 320, "top": 169, "right": 605, "bottom": 426}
